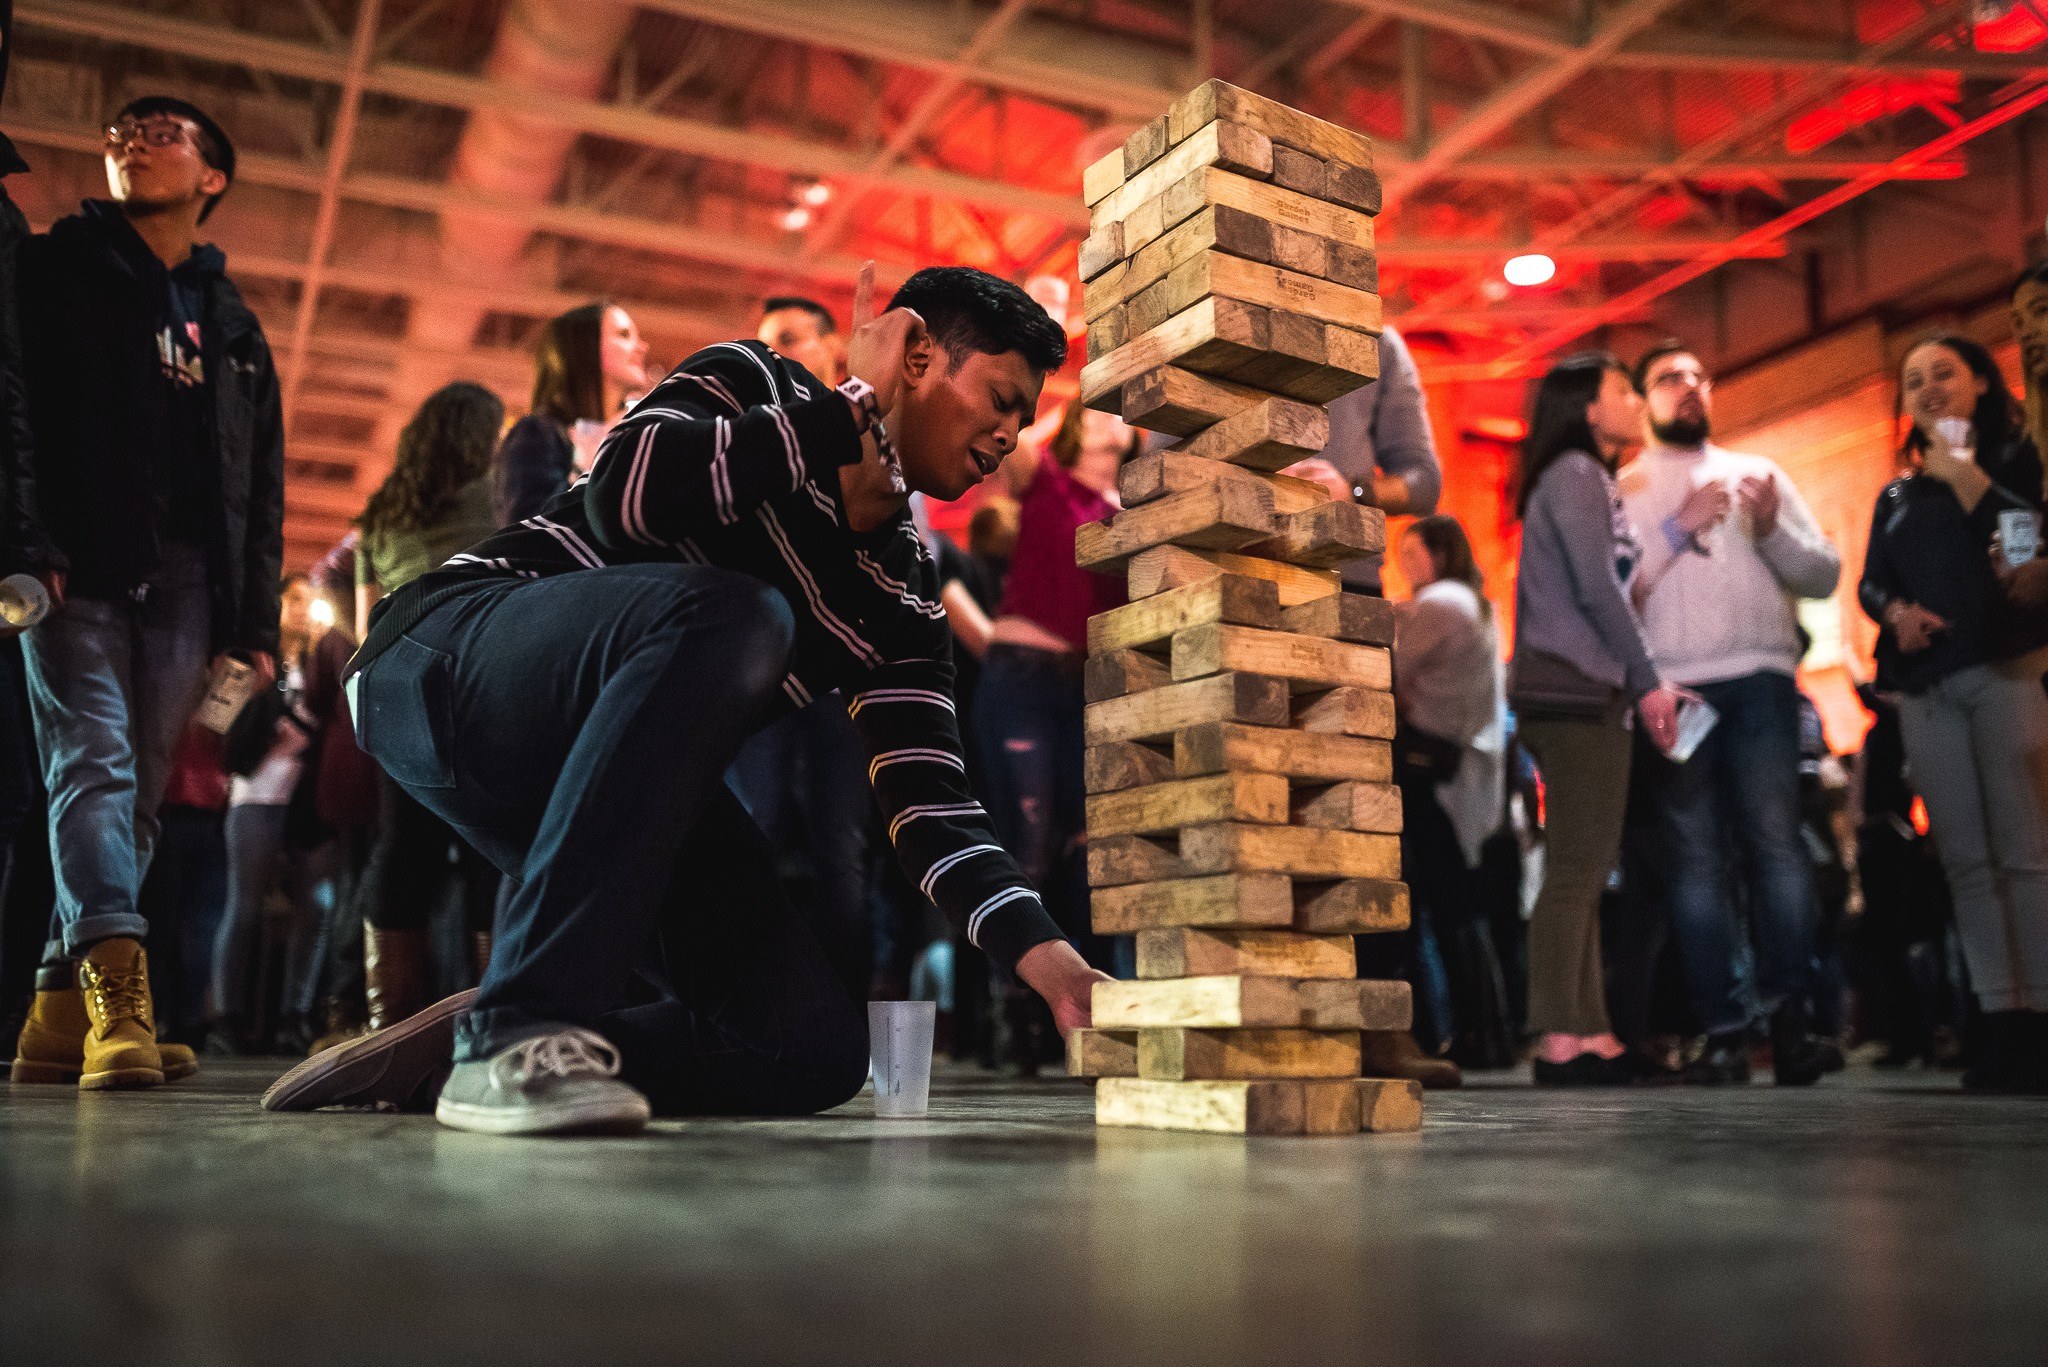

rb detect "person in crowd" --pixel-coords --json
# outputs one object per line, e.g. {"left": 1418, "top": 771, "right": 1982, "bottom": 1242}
{"left": 1860, "top": 331, "right": 2048, "bottom": 1092}
{"left": 493, "top": 301, "right": 649, "bottom": 527}
{"left": 1282, "top": 325, "right": 1442, "bottom": 592}
{"left": 1509, "top": 352, "right": 1682, "bottom": 1086}
{"left": 354, "top": 382, "right": 507, "bottom": 1030}
{"left": 1618, "top": 342, "right": 1845, "bottom": 1086}
{"left": 1373, "top": 515, "right": 1509, "bottom": 1088}
{"left": 206, "top": 574, "right": 318, "bottom": 1051}
{"left": 133, "top": 721, "right": 229, "bottom": 1048}
{"left": 976, "top": 395, "right": 1137, "bottom": 1069}
{"left": 758, "top": 296, "right": 845, "bottom": 387}
{"left": 265, "top": 265, "right": 1109, "bottom": 1137}
{"left": 10, "top": 96, "right": 280, "bottom": 1091}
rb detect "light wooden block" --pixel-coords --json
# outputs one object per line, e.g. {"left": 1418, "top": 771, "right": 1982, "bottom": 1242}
{"left": 1164, "top": 166, "right": 1375, "bottom": 252}
{"left": 1084, "top": 205, "right": 1273, "bottom": 323}
{"left": 1293, "top": 685, "right": 1397, "bottom": 738}
{"left": 1091, "top": 872, "right": 1295, "bottom": 933}
{"left": 1085, "top": 575, "right": 1279, "bottom": 655}
{"left": 1139, "top": 1027, "right": 1362, "bottom": 1080}
{"left": 1177, "top": 823, "right": 1401, "bottom": 881}
{"left": 1128, "top": 545, "right": 1341, "bottom": 609}
{"left": 1137, "top": 927, "right": 1356, "bottom": 979}
{"left": 1300, "top": 977, "right": 1412, "bottom": 1030}
{"left": 1080, "top": 297, "right": 1274, "bottom": 409}
{"left": 1281, "top": 593, "right": 1397, "bottom": 646}
{"left": 1269, "top": 144, "right": 1327, "bottom": 199}
{"left": 1094, "top": 975, "right": 1408, "bottom": 1031}
{"left": 1084, "top": 672, "right": 1290, "bottom": 745}
{"left": 1067, "top": 1027, "right": 1138, "bottom": 1078}
{"left": 1244, "top": 501, "right": 1385, "bottom": 569}
{"left": 1120, "top": 367, "right": 1269, "bottom": 437}
{"left": 1125, "top": 251, "right": 1382, "bottom": 339}
{"left": 1293, "top": 780, "right": 1403, "bottom": 834}
{"left": 1326, "top": 163, "right": 1383, "bottom": 214}
{"left": 1085, "top": 772, "right": 1290, "bottom": 839}
{"left": 1171, "top": 623, "right": 1392, "bottom": 692}
{"left": 1097, "top": 1077, "right": 1307, "bottom": 1135}
{"left": 1119, "top": 453, "right": 1328, "bottom": 516}
{"left": 1085, "top": 308, "right": 1126, "bottom": 360}
{"left": 1082, "top": 148, "right": 1127, "bottom": 207}
{"left": 1124, "top": 114, "right": 1171, "bottom": 177}
{"left": 1091, "top": 119, "right": 1273, "bottom": 228}
{"left": 1174, "top": 721, "right": 1393, "bottom": 784}
{"left": 1083, "top": 739, "right": 1175, "bottom": 795}
{"left": 1164, "top": 394, "right": 1328, "bottom": 472}
{"left": 1077, "top": 221, "right": 1125, "bottom": 282}
{"left": 1357, "top": 1077, "right": 1424, "bottom": 1133}
{"left": 1073, "top": 480, "right": 1277, "bottom": 571}
{"left": 1168, "top": 79, "right": 1377, "bottom": 172}
{"left": 1294, "top": 877, "right": 1409, "bottom": 933}
{"left": 1083, "top": 648, "right": 1172, "bottom": 703}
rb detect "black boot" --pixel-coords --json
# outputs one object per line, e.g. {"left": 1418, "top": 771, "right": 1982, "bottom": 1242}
{"left": 1769, "top": 1000, "right": 1843, "bottom": 1087}
{"left": 1682, "top": 1030, "right": 1753, "bottom": 1085}
{"left": 1962, "top": 1010, "right": 2023, "bottom": 1092}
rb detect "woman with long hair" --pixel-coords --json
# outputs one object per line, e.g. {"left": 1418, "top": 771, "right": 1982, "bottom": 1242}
{"left": 1860, "top": 331, "right": 2048, "bottom": 1091}
{"left": 493, "top": 301, "right": 649, "bottom": 526}
{"left": 355, "top": 383, "right": 508, "bottom": 1029}
{"left": 1509, "top": 352, "right": 1681, "bottom": 1085}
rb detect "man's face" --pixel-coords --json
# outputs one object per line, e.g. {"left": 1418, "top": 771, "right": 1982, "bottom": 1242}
{"left": 1642, "top": 351, "right": 1712, "bottom": 446}
{"left": 894, "top": 346, "right": 1044, "bottom": 502}
{"left": 2014, "top": 281, "right": 2048, "bottom": 386}
{"left": 758, "top": 308, "right": 840, "bottom": 385}
{"left": 104, "top": 115, "right": 224, "bottom": 215}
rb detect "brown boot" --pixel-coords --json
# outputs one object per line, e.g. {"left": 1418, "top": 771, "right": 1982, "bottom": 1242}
{"left": 13, "top": 963, "right": 198, "bottom": 1084}
{"left": 363, "top": 925, "right": 427, "bottom": 1032}
{"left": 1360, "top": 1030, "right": 1463, "bottom": 1091}
{"left": 77, "top": 938, "right": 164, "bottom": 1090}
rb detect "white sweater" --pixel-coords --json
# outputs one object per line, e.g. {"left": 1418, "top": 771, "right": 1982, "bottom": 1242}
{"left": 1617, "top": 443, "right": 1840, "bottom": 687}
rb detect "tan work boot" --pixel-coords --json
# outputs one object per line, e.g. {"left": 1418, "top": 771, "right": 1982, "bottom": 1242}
{"left": 1360, "top": 1029, "right": 1463, "bottom": 1090}
{"left": 364, "top": 925, "right": 427, "bottom": 1032}
{"left": 76, "top": 938, "right": 164, "bottom": 1090}
{"left": 11, "top": 963, "right": 195, "bottom": 1085}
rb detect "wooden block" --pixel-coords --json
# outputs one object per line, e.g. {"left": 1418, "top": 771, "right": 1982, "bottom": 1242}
{"left": 1269, "top": 145, "right": 1327, "bottom": 199}
{"left": 1119, "top": 453, "right": 1328, "bottom": 516}
{"left": 1281, "top": 592, "right": 1397, "bottom": 646}
{"left": 1080, "top": 297, "right": 1274, "bottom": 409}
{"left": 1084, "top": 672, "right": 1290, "bottom": 745}
{"left": 1091, "top": 119, "right": 1273, "bottom": 228}
{"left": 1074, "top": 480, "right": 1277, "bottom": 571}
{"left": 1085, "top": 308, "right": 1126, "bottom": 360}
{"left": 1137, "top": 927, "right": 1356, "bottom": 979}
{"left": 1300, "top": 326, "right": 1382, "bottom": 403}
{"left": 1304, "top": 1078, "right": 1364, "bottom": 1134}
{"left": 1120, "top": 367, "right": 1269, "bottom": 437}
{"left": 1096, "top": 1077, "right": 1306, "bottom": 1135}
{"left": 1084, "top": 205, "right": 1272, "bottom": 323}
{"left": 1166, "top": 395, "right": 1329, "bottom": 472}
{"left": 1168, "top": 80, "right": 1376, "bottom": 171}
{"left": 1267, "top": 223, "right": 1329, "bottom": 279}
{"left": 1122, "top": 194, "right": 1168, "bottom": 260}
{"left": 1178, "top": 823, "right": 1401, "bottom": 881}
{"left": 1357, "top": 1077, "right": 1424, "bottom": 1133}
{"left": 1174, "top": 721, "right": 1393, "bottom": 784}
{"left": 1171, "top": 623, "right": 1392, "bottom": 692}
{"left": 1067, "top": 1027, "right": 1137, "bottom": 1077}
{"left": 1293, "top": 780, "right": 1403, "bottom": 833}
{"left": 1300, "top": 978, "right": 1412, "bottom": 1030}
{"left": 1125, "top": 251, "right": 1382, "bottom": 340}
{"left": 1328, "top": 240, "right": 1378, "bottom": 292}
{"left": 1139, "top": 1027, "right": 1362, "bottom": 1080}
{"left": 1082, "top": 148, "right": 1127, "bottom": 207}
{"left": 1244, "top": 501, "right": 1385, "bottom": 569}
{"left": 1078, "top": 221, "right": 1124, "bottom": 283}
{"left": 1293, "top": 685, "right": 1397, "bottom": 738}
{"left": 1094, "top": 975, "right": 1303, "bottom": 1029}
{"left": 1167, "top": 166, "right": 1375, "bottom": 252}
{"left": 1085, "top": 772, "right": 1290, "bottom": 839}
{"left": 1085, "top": 575, "right": 1279, "bottom": 654}
{"left": 1083, "top": 648, "right": 1172, "bottom": 702}
{"left": 1295, "top": 877, "right": 1409, "bottom": 933}
{"left": 1124, "top": 115, "right": 1171, "bottom": 177}
{"left": 1128, "top": 545, "right": 1341, "bottom": 609}
{"left": 1088, "top": 833, "right": 1197, "bottom": 888}
{"left": 1091, "top": 872, "right": 1295, "bottom": 933}
{"left": 1326, "top": 163, "right": 1383, "bottom": 215}
{"left": 1084, "top": 739, "right": 1174, "bottom": 794}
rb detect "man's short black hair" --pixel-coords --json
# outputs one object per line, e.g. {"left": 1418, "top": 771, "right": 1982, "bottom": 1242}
{"left": 2014, "top": 259, "right": 2048, "bottom": 297}
{"left": 1631, "top": 339, "right": 1694, "bottom": 395}
{"left": 116, "top": 95, "right": 235, "bottom": 222}
{"left": 761, "top": 296, "right": 837, "bottom": 335}
{"left": 888, "top": 267, "right": 1067, "bottom": 374}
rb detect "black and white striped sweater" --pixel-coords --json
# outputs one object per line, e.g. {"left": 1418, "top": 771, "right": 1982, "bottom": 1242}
{"left": 351, "top": 340, "right": 1065, "bottom": 971}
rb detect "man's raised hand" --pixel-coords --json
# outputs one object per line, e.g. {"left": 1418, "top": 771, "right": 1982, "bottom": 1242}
{"left": 845, "top": 261, "right": 926, "bottom": 419}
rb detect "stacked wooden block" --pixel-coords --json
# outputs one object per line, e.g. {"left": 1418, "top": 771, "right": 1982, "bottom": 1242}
{"left": 1065, "top": 80, "right": 1421, "bottom": 1138}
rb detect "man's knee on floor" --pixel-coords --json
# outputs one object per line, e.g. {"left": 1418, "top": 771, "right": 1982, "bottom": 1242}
{"left": 788, "top": 1026, "right": 874, "bottom": 1116}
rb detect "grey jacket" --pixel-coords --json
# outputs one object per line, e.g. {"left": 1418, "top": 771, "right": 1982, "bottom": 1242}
{"left": 1322, "top": 326, "right": 1441, "bottom": 591}
{"left": 1512, "top": 451, "right": 1660, "bottom": 702}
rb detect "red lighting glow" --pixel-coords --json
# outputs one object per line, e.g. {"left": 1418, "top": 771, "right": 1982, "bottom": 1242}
{"left": 1975, "top": 0, "right": 2048, "bottom": 51}
{"left": 1786, "top": 77, "right": 1962, "bottom": 153}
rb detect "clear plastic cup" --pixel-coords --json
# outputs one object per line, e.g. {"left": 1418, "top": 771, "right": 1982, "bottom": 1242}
{"left": 868, "top": 1001, "right": 937, "bottom": 1118}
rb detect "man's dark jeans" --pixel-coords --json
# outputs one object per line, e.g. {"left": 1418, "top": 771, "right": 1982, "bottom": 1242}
{"left": 351, "top": 565, "right": 869, "bottom": 1116}
{"left": 1651, "top": 669, "right": 1820, "bottom": 1035}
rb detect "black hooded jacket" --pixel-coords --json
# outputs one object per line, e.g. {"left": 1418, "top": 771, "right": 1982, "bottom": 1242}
{"left": 0, "top": 131, "right": 55, "bottom": 577}
{"left": 16, "top": 200, "right": 283, "bottom": 653}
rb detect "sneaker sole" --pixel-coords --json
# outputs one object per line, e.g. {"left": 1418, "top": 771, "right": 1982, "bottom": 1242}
{"left": 80, "top": 1066, "right": 164, "bottom": 1090}
{"left": 261, "top": 989, "right": 477, "bottom": 1113}
{"left": 9, "top": 1060, "right": 80, "bottom": 1085}
{"left": 435, "top": 1093, "right": 651, "bottom": 1137}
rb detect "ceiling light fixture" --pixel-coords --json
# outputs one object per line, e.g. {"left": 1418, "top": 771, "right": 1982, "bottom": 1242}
{"left": 779, "top": 205, "right": 813, "bottom": 232}
{"left": 799, "top": 181, "right": 833, "bottom": 207}
{"left": 1503, "top": 253, "right": 1557, "bottom": 287}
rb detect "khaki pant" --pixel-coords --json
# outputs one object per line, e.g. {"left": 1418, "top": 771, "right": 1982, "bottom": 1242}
{"left": 1520, "top": 699, "right": 1635, "bottom": 1036}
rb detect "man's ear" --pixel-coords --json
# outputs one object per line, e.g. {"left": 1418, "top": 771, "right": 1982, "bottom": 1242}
{"left": 903, "top": 331, "right": 935, "bottom": 389}
{"left": 199, "top": 167, "right": 229, "bottom": 201}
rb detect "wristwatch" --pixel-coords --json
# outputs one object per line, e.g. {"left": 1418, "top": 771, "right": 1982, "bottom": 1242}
{"left": 838, "top": 376, "right": 905, "bottom": 494}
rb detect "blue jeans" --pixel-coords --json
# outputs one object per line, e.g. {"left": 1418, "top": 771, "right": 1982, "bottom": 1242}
{"left": 23, "top": 543, "right": 213, "bottom": 956}
{"left": 1654, "top": 670, "right": 1818, "bottom": 1034}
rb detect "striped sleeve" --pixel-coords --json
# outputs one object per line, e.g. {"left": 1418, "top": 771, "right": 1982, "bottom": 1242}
{"left": 847, "top": 656, "right": 1067, "bottom": 972}
{"left": 583, "top": 343, "right": 863, "bottom": 552}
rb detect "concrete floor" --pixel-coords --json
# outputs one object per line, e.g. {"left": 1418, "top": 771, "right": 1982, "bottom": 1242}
{"left": 1, "top": 1061, "right": 2044, "bottom": 1367}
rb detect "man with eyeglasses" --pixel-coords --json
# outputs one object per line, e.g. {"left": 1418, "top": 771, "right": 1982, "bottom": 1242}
{"left": 1617, "top": 342, "right": 1843, "bottom": 1087}
{"left": 7, "top": 97, "right": 283, "bottom": 1092}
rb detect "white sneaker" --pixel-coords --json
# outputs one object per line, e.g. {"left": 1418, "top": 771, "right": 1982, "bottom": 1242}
{"left": 434, "top": 1027, "right": 651, "bottom": 1136}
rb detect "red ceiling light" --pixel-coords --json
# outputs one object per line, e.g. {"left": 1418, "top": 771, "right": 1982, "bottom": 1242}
{"left": 1974, "top": 0, "right": 2048, "bottom": 51}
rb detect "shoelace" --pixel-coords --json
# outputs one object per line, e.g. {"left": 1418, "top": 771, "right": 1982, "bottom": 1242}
{"left": 491, "top": 1029, "right": 622, "bottom": 1092}
{"left": 79, "top": 964, "right": 151, "bottom": 1028}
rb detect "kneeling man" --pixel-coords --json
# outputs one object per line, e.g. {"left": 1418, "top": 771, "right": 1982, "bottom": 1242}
{"left": 267, "top": 267, "right": 1106, "bottom": 1135}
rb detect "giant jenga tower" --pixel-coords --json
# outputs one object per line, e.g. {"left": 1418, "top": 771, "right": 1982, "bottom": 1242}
{"left": 1064, "top": 80, "right": 1422, "bottom": 1137}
